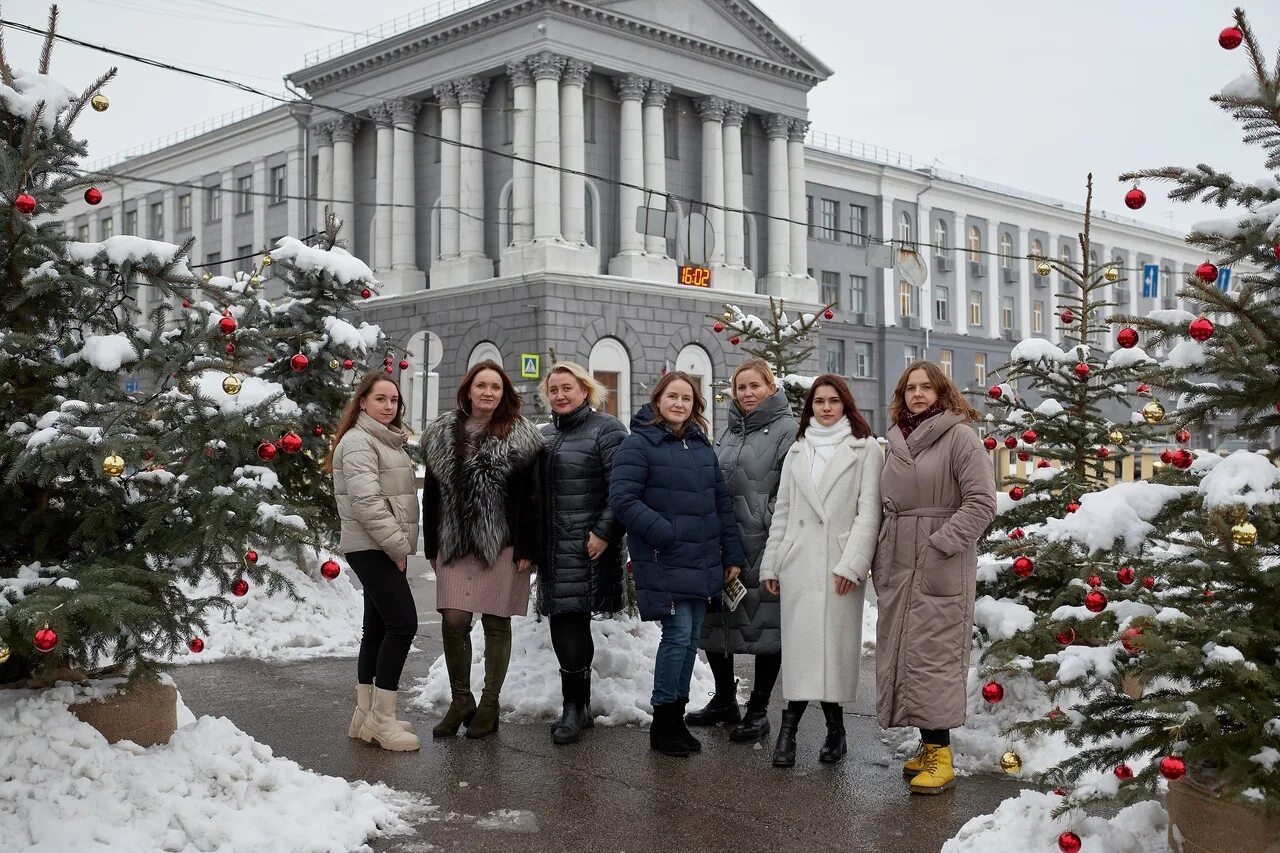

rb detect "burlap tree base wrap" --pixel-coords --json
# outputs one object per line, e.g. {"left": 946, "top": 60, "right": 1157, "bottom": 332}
{"left": 1167, "top": 777, "right": 1280, "bottom": 853}
{"left": 69, "top": 680, "right": 177, "bottom": 747}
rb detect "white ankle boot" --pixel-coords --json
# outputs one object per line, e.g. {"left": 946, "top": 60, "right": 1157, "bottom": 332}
{"left": 349, "top": 684, "right": 414, "bottom": 738}
{"left": 358, "top": 687, "right": 421, "bottom": 751}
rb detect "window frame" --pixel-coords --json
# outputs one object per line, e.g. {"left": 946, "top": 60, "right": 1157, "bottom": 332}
{"left": 969, "top": 290, "right": 983, "bottom": 326}
{"left": 853, "top": 342, "right": 872, "bottom": 378}
{"left": 819, "top": 198, "right": 838, "bottom": 241}
{"left": 935, "top": 284, "right": 950, "bottom": 323}
{"left": 934, "top": 219, "right": 948, "bottom": 257}
{"left": 235, "top": 175, "right": 254, "bottom": 215}
{"left": 849, "top": 274, "right": 868, "bottom": 313}
{"left": 269, "top": 164, "right": 287, "bottom": 205}
{"left": 999, "top": 231, "right": 1013, "bottom": 269}
{"left": 967, "top": 226, "right": 981, "bottom": 262}
{"left": 849, "top": 204, "right": 867, "bottom": 246}
{"left": 898, "top": 211, "right": 913, "bottom": 245}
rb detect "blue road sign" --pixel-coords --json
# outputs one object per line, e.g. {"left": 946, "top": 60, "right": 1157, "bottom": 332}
{"left": 1142, "top": 263, "right": 1159, "bottom": 299}
{"left": 1216, "top": 267, "right": 1232, "bottom": 292}
{"left": 124, "top": 379, "right": 139, "bottom": 394}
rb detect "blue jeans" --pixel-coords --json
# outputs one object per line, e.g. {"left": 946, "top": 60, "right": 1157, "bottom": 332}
{"left": 651, "top": 599, "right": 707, "bottom": 706}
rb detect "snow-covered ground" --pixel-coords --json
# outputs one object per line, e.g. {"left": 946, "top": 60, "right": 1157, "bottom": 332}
{"left": 943, "top": 790, "right": 1168, "bottom": 852}
{"left": 0, "top": 678, "right": 425, "bottom": 852}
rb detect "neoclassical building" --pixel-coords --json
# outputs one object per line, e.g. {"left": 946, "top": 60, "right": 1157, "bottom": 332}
{"left": 62, "top": 0, "right": 1209, "bottom": 439}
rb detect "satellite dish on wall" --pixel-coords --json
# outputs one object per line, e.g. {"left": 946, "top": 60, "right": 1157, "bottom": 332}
{"left": 897, "top": 247, "right": 928, "bottom": 286}
{"left": 677, "top": 212, "right": 715, "bottom": 266}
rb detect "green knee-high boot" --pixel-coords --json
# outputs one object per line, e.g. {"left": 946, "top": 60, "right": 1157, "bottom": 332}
{"left": 432, "top": 622, "right": 476, "bottom": 738}
{"left": 466, "top": 615, "right": 511, "bottom": 739}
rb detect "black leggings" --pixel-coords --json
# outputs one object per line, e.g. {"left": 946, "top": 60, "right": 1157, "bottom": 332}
{"left": 707, "top": 650, "right": 782, "bottom": 700}
{"left": 549, "top": 612, "right": 594, "bottom": 671}
{"left": 920, "top": 728, "right": 951, "bottom": 747}
{"left": 347, "top": 550, "right": 417, "bottom": 692}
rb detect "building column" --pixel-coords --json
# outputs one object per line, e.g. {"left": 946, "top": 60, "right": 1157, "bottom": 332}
{"left": 985, "top": 220, "right": 1000, "bottom": 338}
{"left": 715, "top": 101, "right": 754, "bottom": 293}
{"left": 531, "top": 52, "right": 565, "bottom": 243}
{"left": 641, "top": 82, "right": 671, "bottom": 258}
{"left": 509, "top": 61, "right": 535, "bottom": 246}
{"left": 787, "top": 119, "right": 809, "bottom": 280}
{"left": 919, "top": 205, "right": 933, "bottom": 331}
{"left": 330, "top": 118, "right": 357, "bottom": 245}
{"left": 605, "top": 80, "right": 675, "bottom": 282}
{"left": 372, "top": 103, "right": 395, "bottom": 271}
{"left": 435, "top": 83, "right": 460, "bottom": 260}
{"left": 608, "top": 74, "right": 648, "bottom": 276}
{"left": 252, "top": 158, "right": 267, "bottom": 253}
{"left": 456, "top": 77, "right": 488, "bottom": 259}
{"left": 1017, "top": 225, "right": 1032, "bottom": 340}
{"left": 314, "top": 123, "right": 334, "bottom": 229}
{"left": 431, "top": 77, "right": 494, "bottom": 287}
{"left": 286, "top": 104, "right": 309, "bottom": 241}
{"left": 881, "top": 198, "right": 898, "bottom": 328}
{"left": 383, "top": 100, "right": 425, "bottom": 295}
{"left": 695, "top": 97, "right": 727, "bottom": 268}
{"left": 220, "top": 168, "right": 235, "bottom": 274}
{"left": 762, "top": 114, "right": 791, "bottom": 296}
{"left": 953, "top": 211, "right": 968, "bottom": 336}
{"left": 560, "top": 60, "right": 590, "bottom": 244}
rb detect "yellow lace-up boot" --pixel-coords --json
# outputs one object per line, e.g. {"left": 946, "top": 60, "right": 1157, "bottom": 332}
{"left": 908, "top": 744, "right": 956, "bottom": 794}
{"left": 902, "top": 742, "right": 927, "bottom": 777}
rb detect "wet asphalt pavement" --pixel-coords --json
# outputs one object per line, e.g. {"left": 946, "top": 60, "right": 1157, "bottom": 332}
{"left": 171, "top": 555, "right": 1024, "bottom": 853}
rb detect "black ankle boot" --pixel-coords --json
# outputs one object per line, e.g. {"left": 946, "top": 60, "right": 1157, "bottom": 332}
{"left": 684, "top": 684, "right": 741, "bottom": 726}
{"left": 649, "top": 703, "right": 690, "bottom": 757}
{"left": 772, "top": 703, "right": 805, "bottom": 768}
{"left": 729, "top": 691, "right": 771, "bottom": 742}
{"left": 674, "top": 698, "right": 702, "bottom": 752}
{"left": 551, "top": 668, "right": 587, "bottom": 745}
{"left": 818, "top": 702, "right": 847, "bottom": 764}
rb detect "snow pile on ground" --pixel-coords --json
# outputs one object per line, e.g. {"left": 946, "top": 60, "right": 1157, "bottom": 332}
{"left": 943, "top": 790, "right": 1168, "bottom": 852}
{"left": 410, "top": 613, "right": 716, "bottom": 725}
{"left": 0, "top": 680, "right": 423, "bottom": 852}
{"left": 174, "top": 552, "right": 362, "bottom": 664}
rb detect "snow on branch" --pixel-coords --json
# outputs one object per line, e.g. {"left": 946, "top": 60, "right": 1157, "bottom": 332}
{"left": 1038, "top": 481, "right": 1193, "bottom": 554}
{"left": 1198, "top": 450, "right": 1280, "bottom": 510}
{"left": 67, "top": 236, "right": 194, "bottom": 278}
{"left": 270, "top": 237, "right": 375, "bottom": 285}
{"left": 0, "top": 69, "right": 76, "bottom": 130}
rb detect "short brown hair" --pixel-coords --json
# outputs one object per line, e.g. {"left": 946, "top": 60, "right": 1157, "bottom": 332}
{"left": 456, "top": 360, "right": 523, "bottom": 439}
{"left": 796, "top": 374, "right": 873, "bottom": 439}
{"left": 647, "top": 371, "right": 708, "bottom": 435}
{"left": 888, "top": 360, "right": 980, "bottom": 424}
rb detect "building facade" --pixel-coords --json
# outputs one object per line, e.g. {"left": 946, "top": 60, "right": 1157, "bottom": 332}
{"left": 62, "top": 0, "right": 1207, "bottom": 439}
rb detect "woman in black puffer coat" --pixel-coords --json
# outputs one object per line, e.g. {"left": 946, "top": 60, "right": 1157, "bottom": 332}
{"left": 537, "top": 361, "right": 628, "bottom": 745}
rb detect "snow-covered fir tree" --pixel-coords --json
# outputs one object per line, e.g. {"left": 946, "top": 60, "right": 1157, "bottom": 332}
{"left": 705, "top": 296, "right": 832, "bottom": 414}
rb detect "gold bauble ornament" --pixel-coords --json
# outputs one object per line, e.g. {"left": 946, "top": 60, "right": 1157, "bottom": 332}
{"left": 1000, "top": 750, "right": 1023, "bottom": 774}
{"left": 248, "top": 274, "right": 260, "bottom": 285}
{"left": 1232, "top": 520, "right": 1258, "bottom": 546}
{"left": 0, "top": 644, "right": 8, "bottom": 664}
{"left": 722, "top": 310, "right": 733, "bottom": 323}
{"left": 714, "top": 392, "right": 726, "bottom": 403}
{"left": 90, "top": 94, "right": 110, "bottom": 112}
{"left": 1109, "top": 429, "right": 1125, "bottom": 445}
{"left": 222, "top": 374, "right": 242, "bottom": 395}
{"left": 201, "top": 272, "right": 213, "bottom": 283}
{"left": 1141, "top": 400, "right": 1166, "bottom": 424}
{"left": 1104, "top": 266, "right": 1119, "bottom": 283}
{"left": 329, "top": 358, "right": 341, "bottom": 370}
{"left": 261, "top": 255, "right": 273, "bottom": 267}
{"left": 102, "top": 453, "right": 125, "bottom": 477}
{"left": 1035, "top": 261, "right": 1052, "bottom": 277}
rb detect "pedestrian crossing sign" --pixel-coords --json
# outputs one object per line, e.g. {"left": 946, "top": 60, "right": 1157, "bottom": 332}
{"left": 521, "top": 354, "right": 540, "bottom": 379}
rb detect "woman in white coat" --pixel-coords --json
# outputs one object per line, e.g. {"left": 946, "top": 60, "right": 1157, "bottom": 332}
{"left": 759, "top": 374, "right": 883, "bottom": 768}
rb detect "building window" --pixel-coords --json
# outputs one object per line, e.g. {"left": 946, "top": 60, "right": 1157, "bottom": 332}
{"left": 1001, "top": 296, "right": 1014, "bottom": 330}
{"left": 968, "top": 225, "right": 981, "bottom": 262}
{"left": 205, "top": 251, "right": 221, "bottom": 277}
{"left": 825, "top": 339, "right": 846, "bottom": 375}
{"left": 664, "top": 99, "right": 679, "bottom": 159}
{"left": 969, "top": 290, "right": 983, "bottom": 326}
{"left": 1089, "top": 250, "right": 1099, "bottom": 271}
{"left": 1060, "top": 245, "right": 1071, "bottom": 263}
{"left": 124, "top": 209, "right": 137, "bottom": 235}
{"left": 76, "top": 224, "right": 89, "bottom": 241}
{"left": 821, "top": 270, "right": 840, "bottom": 307}
{"left": 904, "top": 344, "right": 920, "bottom": 369}
{"left": 584, "top": 184, "right": 595, "bottom": 247}
{"left": 1032, "top": 301, "right": 1044, "bottom": 334}
{"left": 806, "top": 195, "right": 814, "bottom": 237}
{"left": 934, "top": 219, "right": 948, "bottom": 257}
{"left": 974, "top": 353, "right": 987, "bottom": 386}
{"left": 849, "top": 275, "right": 867, "bottom": 313}
{"left": 178, "top": 194, "right": 192, "bottom": 230}
{"left": 101, "top": 217, "right": 113, "bottom": 238}
{"left": 935, "top": 285, "right": 950, "bottom": 323}
{"left": 206, "top": 185, "right": 222, "bottom": 222}
{"left": 1031, "top": 238, "right": 1044, "bottom": 260}
{"left": 854, "top": 342, "right": 872, "bottom": 378}
{"left": 849, "top": 204, "right": 866, "bottom": 246}
{"left": 236, "top": 175, "right": 253, "bottom": 215}
{"left": 676, "top": 343, "right": 715, "bottom": 434}
{"left": 899, "top": 280, "right": 916, "bottom": 317}
{"left": 898, "top": 211, "right": 913, "bottom": 245}
{"left": 589, "top": 336, "right": 631, "bottom": 425}
{"left": 819, "top": 199, "right": 838, "bottom": 240}
{"left": 1000, "top": 231, "right": 1013, "bottom": 268}
{"left": 149, "top": 202, "right": 164, "bottom": 238}
{"left": 940, "top": 349, "right": 953, "bottom": 378}
{"left": 269, "top": 165, "right": 287, "bottom": 204}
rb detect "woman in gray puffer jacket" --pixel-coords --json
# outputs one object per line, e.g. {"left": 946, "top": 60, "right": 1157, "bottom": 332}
{"left": 324, "top": 372, "right": 421, "bottom": 753}
{"left": 687, "top": 359, "right": 797, "bottom": 743}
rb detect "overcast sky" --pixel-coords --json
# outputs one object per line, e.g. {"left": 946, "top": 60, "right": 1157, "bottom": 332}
{"left": 11, "top": 0, "right": 1278, "bottom": 231}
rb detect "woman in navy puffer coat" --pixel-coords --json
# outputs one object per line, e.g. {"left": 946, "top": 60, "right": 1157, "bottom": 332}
{"left": 609, "top": 371, "right": 745, "bottom": 758}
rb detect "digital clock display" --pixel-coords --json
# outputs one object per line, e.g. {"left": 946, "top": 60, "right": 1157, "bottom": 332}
{"left": 678, "top": 265, "right": 712, "bottom": 287}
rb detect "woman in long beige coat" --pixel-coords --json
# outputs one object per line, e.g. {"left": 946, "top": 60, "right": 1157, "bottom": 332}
{"left": 324, "top": 372, "right": 422, "bottom": 753}
{"left": 875, "top": 360, "right": 995, "bottom": 795}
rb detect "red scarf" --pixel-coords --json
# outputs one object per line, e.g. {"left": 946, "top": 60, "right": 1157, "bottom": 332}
{"left": 897, "top": 402, "right": 945, "bottom": 440}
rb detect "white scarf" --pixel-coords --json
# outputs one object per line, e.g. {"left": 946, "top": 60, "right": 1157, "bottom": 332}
{"left": 804, "top": 419, "right": 852, "bottom": 482}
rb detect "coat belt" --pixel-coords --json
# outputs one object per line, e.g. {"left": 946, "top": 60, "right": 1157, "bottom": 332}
{"left": 876, "top": 506, "right": 954, "bottom": 557}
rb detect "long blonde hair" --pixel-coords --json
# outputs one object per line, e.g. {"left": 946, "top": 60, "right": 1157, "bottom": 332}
{"left": 540, "top": 361, "right": 608, "bottom": 410}
{"left": 321, "top": 372, "right": 404, "bottom": 473}
{"left": 888, "top": 360, "right": 980, "bottom": 425}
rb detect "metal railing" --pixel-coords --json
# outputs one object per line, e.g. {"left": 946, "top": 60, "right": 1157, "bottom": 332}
{"left": 88, "top": 99, "right": 283, "bottom": 171}
{"left": 302, "top": 0, "right": 494, "bottom": 68}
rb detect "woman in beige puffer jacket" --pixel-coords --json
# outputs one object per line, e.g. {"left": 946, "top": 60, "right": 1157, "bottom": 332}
{"left": 324, "top": 372, "right": 421, "bottom": 752}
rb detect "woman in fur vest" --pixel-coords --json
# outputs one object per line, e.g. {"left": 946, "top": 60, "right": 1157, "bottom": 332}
{"left": 325, "top": 372, "right": 421, "bottom": 752}
{"left": 537, "top": 362, "right": 628, "bottom": 746}
{"left": 759, "top": 374, "right": 882, "bottom": 768}
{"left": 609, "top": 371, "right": 745, "bottom": 758}
{"left": 421, "top": 360, "right": 543, "bottom": 740}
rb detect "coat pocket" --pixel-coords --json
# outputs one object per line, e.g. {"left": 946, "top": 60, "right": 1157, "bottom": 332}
{"left": 919, "top": 546, "right": 963, "bottom": 597}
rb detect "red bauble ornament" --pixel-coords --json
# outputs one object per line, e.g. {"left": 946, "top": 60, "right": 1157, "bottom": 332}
{"left": 245, "top": 549, "right": 258, "bottom": 564}
{"left": 981, "top": 681, "right": 1005, "bottom": 703}
{"left": 313, "top": 425, "right": 324, "bottom": 437}
{"left": 1219, "top": 26, "right": 1243, "bottom": 49}
{"left": 1004, "top": 435, "right": 1018, "bottom": 450}
{"left": 1067, "top": 502, "right": 1081, "bottom": 514}
{"left": 342, "top": 358, "right": 354, "bottom": 370}
{"left": 280, "top": 432, "right": 303, "bottom": 454}
{"left": 1087, "top": 575, "right": 1102, "bottom": 588}
{"left": 188, "top": 637, "right": 205, "bottom": 653}
{"left": 15, "top": 193, "right": 36, "bottom": 214}
{"left": 256, "top": 441, "right": 277, "bottom": 462}
{"left": 1053, "top": 787, "right": 1067, "bottom": 796}
{"left": 1096, "top": 446, "right": 1111, "bottom": 459}
{"left": 1137, "top": 383, "right": 1150, "bottom": 394}
{"left": 267, "top": 356, "right": 275, "bottom": 364}
{"left": 1159, "top": 755, "right": 1187, "bottom": 781}
{"left": 1115, "top": 763, "right": 1135, "bottom": 779}
{"left": 1195, "top": 262, "right": 1218, "bottom": 283}
{"left": 84, "top": 187, "right": 103, "bottom": 206}
{"left": 384, "top": 355, "right": 393, "bottom": 366}
{"left": 1009, "top": 486, "right": 1025, "bottom": 501}
{"left": 1117, "top": 327, "right": 1139, "bottom": 348}
{"left": 1188, "top": 317, "right": 1214, "bottom": 342}
{"left": 1121, "top": 626, "right": 1143, "bottom": 654}
{"left": 399, "top": 359, "right": 410, "bottom": 370}
{"left": 1074, "top": 363, "right": 1091, "bottom": 380}
{"left": 1022, "top": 429, "right": 1038, "bottom": 444}
{"left": 1203, "top": 587, "right": 1215, "bottom": 600}
{"left": 320, "top": 559, "right": 341, "bottom": 580}
{"left": 983, "top": 436, "right": 998, "bottom": 451}
{"left": 988, "top": 385, "right": 1004, "bottom": 399}
{"left": 1055, "top": 627, "right": 1076, "bottom": 646}
{"left": 218, "top": 316, "right": 237, "bottom": 335}
{"left": 225, "top": 343, "right": 236, "bottom": 355}
{"left": 232, "top": 578, "right": 250, "bottom": 597}
{"left": 713, "top": 322, "right": 724, "bottom": 333}
{"left": 1058, "top": 832, "right": 1082, "bottom": 853}
{"left": 1061, "top": 308, "right": 1075, "bottom": 324}
{"left": 823, "top": 308, "right": 834, "bottom": 320}
{"left": 142, "top": 450, "right": 155, "bottom": 462}
{"left": 1017, "top": 451, "right": 1031, "bottom": 462}
{"left": 181, "top": 298, "right": 191, "bottom": 308}
{"left": 1037, "top": 459, "right": 1051, "bottom": 469}
{"left": 33, "top": 626, "right": 58, "bottom": 652}
{"left": 360, "top": 288, "right": 372, "bottom": 299}
{"left": 1273, "top": 244, "right": 1280, "bottom": 261}
{"left": 729, "top": 336, "right": 740, "bottom": 346}
{"left": 1117, "top": 566, "right": 1136, "bottom": 585}
{"left": 384, "top": 365, "right": 393, "bottom": 374}
{"left": 1160, "top": 449, "right": 1175, "bottom": 465}
{"left": 1175, "top": 429, "right": 1191, "bottom": 444}
{"left": 1009, "top": 527, "right": 1025, "bottom": 540}
{"left": 290, "top": 353, "right": 309, "bottom": 372}
{"left": 1143, "top": 575, "right": 1156, "bottom": 589}
{"left": 1172, "top": 449, "right": 1193, "bottom": 469}
{"left": 1012, "top": 556, "right": 1035, "bottom": 578}
{"left": 1124, "top": 187, "right": 1147, "bottom": 210}
{"left": 1084, "top": 590, "right": 1108, "bottom": 613}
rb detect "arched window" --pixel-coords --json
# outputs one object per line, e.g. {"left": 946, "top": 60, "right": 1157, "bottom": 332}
{"left": 675, "top": 343, "right": 715, "bottom": 436}
{"left": 1089, "top": 250, "right": 1099, "bottom": 271}
{"left": 968, "top": 226, "right": 981, "bottom": 262}
{"left": 999, "top": 232, "right": 1013, "bottom": 269}
{"left": 934, "top": 219, "right": 948, "bottom": 257}
{"left": 898, "top": 211, "right": 913, "bottom": 245}
{"left": 468, "top": 341, "right": 503, "bottom": 369}
{"left": 589, "top": 337, "right": 632, "bottom": 424}
{"left": 1031, "top": 238, "right": 1044, "bottom": 260}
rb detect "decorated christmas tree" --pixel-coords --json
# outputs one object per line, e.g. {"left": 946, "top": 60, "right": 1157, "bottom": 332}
{"left": 705, "top": 296, "right": 832, "bottom": 414}
{"left": 0, "top": 17, "right": 342, "bottom": 682}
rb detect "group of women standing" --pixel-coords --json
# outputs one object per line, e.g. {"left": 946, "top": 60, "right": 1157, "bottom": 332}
{"left": 326, "top": 355, "right": 995, "bottom": 795}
